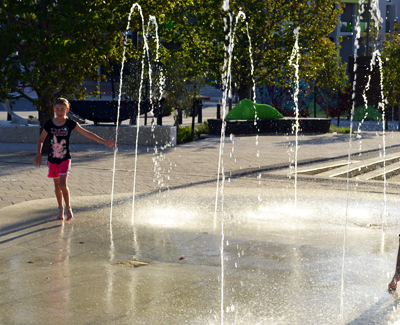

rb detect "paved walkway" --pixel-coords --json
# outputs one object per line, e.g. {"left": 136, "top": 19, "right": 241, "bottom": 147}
{"left": 2, "top": 129, "right": 400, "bottom": 210}
{"left": 3, "top": 130, "right": 400, "bottom": 324}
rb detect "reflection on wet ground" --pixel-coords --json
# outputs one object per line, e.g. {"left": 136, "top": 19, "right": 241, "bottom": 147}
{"left": 1, "top": 180, "right": 400, "bottom": 324}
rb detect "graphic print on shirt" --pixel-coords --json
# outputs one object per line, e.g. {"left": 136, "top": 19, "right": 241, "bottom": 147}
{"left": 51, "top": 134, "right": 67, "bottom": 159}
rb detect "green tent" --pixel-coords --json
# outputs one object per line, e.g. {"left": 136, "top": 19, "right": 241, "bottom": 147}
{"left": 225, "top": 99, "right": 283, "bottom": 120}
{"left": 353, "top": 105, "right": 382, "bottom": 121}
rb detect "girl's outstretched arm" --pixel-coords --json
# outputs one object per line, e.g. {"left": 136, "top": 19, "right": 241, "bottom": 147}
{"left": 75, "top": 124, "right": 116, "bottom": 148}
{"left": 33, "top": 129, "right": 48, "bottom": 167}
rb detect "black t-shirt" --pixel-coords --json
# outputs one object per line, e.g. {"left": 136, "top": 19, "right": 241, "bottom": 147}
{"left": 44, "top": 119, "right": 77, "bottom": 164}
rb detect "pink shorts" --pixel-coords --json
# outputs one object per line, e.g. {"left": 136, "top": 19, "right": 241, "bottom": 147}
{"left": 48, "top": 159, "right": 71, "bottom": 178}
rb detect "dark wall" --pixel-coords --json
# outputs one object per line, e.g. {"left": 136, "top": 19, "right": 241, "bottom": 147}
{"left": 348, "top": 55, "right": 383, "bottom": 111}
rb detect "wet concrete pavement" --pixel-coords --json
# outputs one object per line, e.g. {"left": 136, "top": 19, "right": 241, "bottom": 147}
{"left": 2, "top": 130, "right": 400, "bottom": 324}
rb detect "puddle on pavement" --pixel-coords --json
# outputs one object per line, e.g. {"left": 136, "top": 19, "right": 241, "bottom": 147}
{"left": 113, "top": 260, "right": 149, "bottom": 268}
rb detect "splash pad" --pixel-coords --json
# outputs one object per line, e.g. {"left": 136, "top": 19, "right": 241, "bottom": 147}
{"left": 1, "top": 0, "right": 399, "bottom": 324}
{"left": 2, "top": 172, "right": 400, "bottom": 324}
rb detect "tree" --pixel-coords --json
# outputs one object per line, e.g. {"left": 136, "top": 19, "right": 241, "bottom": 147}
{"left": 0, "top": 0, "right": 175, "bottom": 127}
{"left": 160, "top": 0, "right": 344, "bottom": 101}
{"left": 123, "top": 47, "right": 206, "bottom": 124}
{"left": 160, "top": 51, "right": 206, "bottom": 123}
{"left": 382, "top": 22, "right": 400, "bottom": 110}
{"left": 305, "top": 37, "right": 348, "bottom": 118}
{"left": 306, "top": 38, "right": 347, "bottom": 91}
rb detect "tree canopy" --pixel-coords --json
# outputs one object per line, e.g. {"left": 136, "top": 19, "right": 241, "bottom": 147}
{"left": 160, "top": 0, "right": 345, "bottom": 100}
{"left": 382, "top": 23, "right": 400, "bottom": 109}
{"left": 0, "top": 0, "right": 174, "bottom": 123}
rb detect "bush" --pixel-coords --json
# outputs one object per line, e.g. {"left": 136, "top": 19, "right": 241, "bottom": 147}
{"left": 329, "top": 125, "right": 351, "bottom": 133}
{"left": 177, "top": 121, "right": 208, "bottom": 144}
{"left": 353, "top": 105, "right": 382, "bottom": 121}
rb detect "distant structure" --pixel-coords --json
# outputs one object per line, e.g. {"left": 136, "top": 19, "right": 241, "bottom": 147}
{"left": 331, "top": 0, "right": 400, "bottom": 68}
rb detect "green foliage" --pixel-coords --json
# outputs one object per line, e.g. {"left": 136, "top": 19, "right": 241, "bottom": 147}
{"left": 305, "top": 37, "right": 348, "bottom": 91}
{"left": 177, "top": 121, "right": 209, "bottom": 144}
{"left": 225, "top": 99, "right": 283, "bottom": 120}
{"left": 382, "top": 23, "right": 400, "bottom": 108}
{"left": 0, "top": 0, "right": 174, "bottom": 124}
{"left": 123, "top": 49, "right": 207, "bottom": 120}
{"left": 307, "top": 100, "right": 328, "bottom": 118}
{"left": 160, "top": 0, "right": 344, "bottom": 99}
{"left": 360, "top": 17, "right": 384, "bottom": 55}
{"left": 329, "top": 125, "right": 351, "bottom": 134}
{"left": 161, "top": 53, "right": 207, "bottom": 120}
{"left": 353, "top": 105, "right": 382, "bottom": 121}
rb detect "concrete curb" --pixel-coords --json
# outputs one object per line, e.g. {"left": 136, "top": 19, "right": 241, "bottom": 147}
{"left": 72, "top": 125, "right": 177, "bottom": 147}
{"left": 0, "top": 123, "right": 40, "bottom": 143}
{"left": 0, "top": 123, "right": 177, "bottom": 146}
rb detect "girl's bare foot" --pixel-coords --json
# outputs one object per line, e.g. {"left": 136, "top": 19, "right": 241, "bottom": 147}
{"left": 389, "top": 273, "right": 400, "bottom": 293}
{"left": 66, "top": 207, "right": 73, "bottom": 221}
{"left": 57, "top": 206, "right": 64, "bottom": 220}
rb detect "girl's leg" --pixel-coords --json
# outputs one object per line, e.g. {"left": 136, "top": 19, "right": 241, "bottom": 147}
{"left": 59, "top": 174, "right": 73, "bottom": 220}
{"left": 53, "top": 178, "right": 64, "bottom": 220}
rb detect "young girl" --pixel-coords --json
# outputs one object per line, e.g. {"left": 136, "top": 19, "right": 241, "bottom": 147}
{"left": 33, "top": 98, "right": 116, "bottom": 221}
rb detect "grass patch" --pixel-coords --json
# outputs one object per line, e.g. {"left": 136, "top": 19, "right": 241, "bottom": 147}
{"left": 329, "top": 125, "right": 351, "bottom": 134}
{"left": 177, "top": 121, "right": 209, "bottom": 144}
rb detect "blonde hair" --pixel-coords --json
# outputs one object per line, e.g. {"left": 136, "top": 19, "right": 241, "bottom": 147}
{"left": 54, "top": 98, "right": 70, "bottom": 108}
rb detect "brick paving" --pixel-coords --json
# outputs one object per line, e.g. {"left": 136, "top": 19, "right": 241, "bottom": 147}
{"left": 2, "top": 130, "right": 400, "bottom": 210}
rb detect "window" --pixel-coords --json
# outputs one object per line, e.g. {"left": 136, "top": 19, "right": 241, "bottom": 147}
{"left": 340, "top": 21, "right": 352, "bottom": 32}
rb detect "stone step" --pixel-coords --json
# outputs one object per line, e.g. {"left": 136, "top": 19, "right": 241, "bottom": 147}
{"left": 313, "top": 153, "right": 400, "bottom": 179}
{"left": 360, "top": 160, "right": 400, "bottom": 181}
{"left": 295, "top": 152, "right": 400, "bottom": 181}
{"left": 297, "top": 160, "right": 354, "bottom": 175}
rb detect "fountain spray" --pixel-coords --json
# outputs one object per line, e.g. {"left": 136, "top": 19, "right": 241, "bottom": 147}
{"left": 110, "top": 3, "right": 146, "bottom": 225}
{"left": 340, "top": 0, "right": 364, "bottom": 320}
{"left": 215, "top": 5, "right": 255, "bottom": 323}
{"left": 341, "top": 0, "right": 387, "bottom": 320}
{"left": 131, "top": 16, "right": 164, "bottom": 225}
{"left": 288, "top": 27, "right": 301, "bottom": 209}
{"left": 109, "top": 2, "right": 164, "bottom": 225}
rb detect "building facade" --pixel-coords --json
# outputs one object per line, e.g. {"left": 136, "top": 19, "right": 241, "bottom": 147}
{"left": 331, "top": 0, "right": 400, "bottom": 68}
